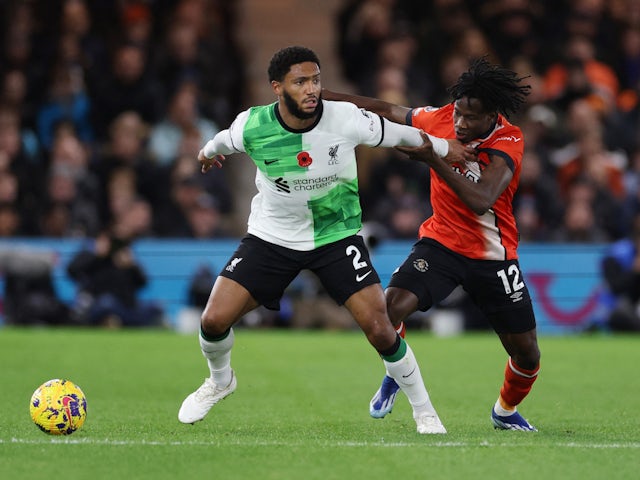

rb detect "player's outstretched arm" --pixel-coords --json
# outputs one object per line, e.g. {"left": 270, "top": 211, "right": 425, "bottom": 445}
{"left": 322, "top": 88, "right": 411, "bottom": 125}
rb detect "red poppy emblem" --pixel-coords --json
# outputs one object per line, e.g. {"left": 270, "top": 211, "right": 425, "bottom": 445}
{"left": 297, "top": 151, "right": 312, "bottom": 167}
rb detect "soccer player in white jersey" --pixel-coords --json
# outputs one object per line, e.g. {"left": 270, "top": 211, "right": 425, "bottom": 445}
{"left": 177, "top": 46, "right": 471, "bottom": 434}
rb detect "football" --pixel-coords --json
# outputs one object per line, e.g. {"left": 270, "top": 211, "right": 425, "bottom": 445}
{"left": 29, "top": 378, "right": 88, "bottom": 435}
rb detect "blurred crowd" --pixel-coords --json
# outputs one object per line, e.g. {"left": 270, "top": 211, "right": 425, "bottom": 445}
{"left": 2, "top": 0, "right": 640, "bottom": 247}
{"left": 338, "top": 0, "right": 640, "bottom": 245}
{"left": 4, "top": 0, "right": 640, "bottom": 331}
{"left": 0, "top": 0, "right": 241, "bottom": 240}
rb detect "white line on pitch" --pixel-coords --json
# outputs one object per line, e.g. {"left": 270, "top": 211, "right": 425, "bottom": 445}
{"left": 3, "top": 438, "right": 640, "bottom": 449}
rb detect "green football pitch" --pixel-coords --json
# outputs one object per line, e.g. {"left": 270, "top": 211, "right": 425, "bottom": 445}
{"left": 1, "top": 327, "right": 638, "bottom": 480}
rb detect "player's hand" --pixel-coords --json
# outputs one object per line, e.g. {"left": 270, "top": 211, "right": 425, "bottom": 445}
{"left": 396, "top": 131, "right": 437, "bottom": 164}
{"left": 444, "top": 139, "right": 477, "bottom": 165}
{"left": 198, "top": 149, "right": 225, "bottom": 173}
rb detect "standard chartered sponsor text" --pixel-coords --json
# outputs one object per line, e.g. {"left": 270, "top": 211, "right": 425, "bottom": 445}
{"left": 292, "top": 174, "right": 338, "bottom": 191}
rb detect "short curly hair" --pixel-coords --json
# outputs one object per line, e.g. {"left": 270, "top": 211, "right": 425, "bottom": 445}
{"left": 447, "top": 57, "right": 531, "bottom": 118}
{"left": 268, "top": 46, "right": 320, "bottom": 82}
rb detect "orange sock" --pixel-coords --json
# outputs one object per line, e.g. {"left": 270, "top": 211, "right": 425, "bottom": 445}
{"left": 396, "top": 322, "right": 406, "bottom": 338}
{"left": 499, "top": 358, "right": 539, "bottom": 410}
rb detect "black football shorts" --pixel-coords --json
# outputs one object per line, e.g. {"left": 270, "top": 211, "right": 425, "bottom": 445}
{"left": 388, "top": 238, "right": 536, "bottom": 334}
{"left": 219, "top": 234, "right": 380, "bottom": 310}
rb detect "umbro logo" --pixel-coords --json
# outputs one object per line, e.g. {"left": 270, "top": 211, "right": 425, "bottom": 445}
{"left": 275, "top": 177, "right": 290, "bottom": 193}
{"left": 496, "top": 136, "right": 521, "bottom": 143}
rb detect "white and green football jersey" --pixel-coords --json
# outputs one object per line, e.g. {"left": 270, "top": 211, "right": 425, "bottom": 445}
{"left": 211, "top": 100, "right": 424, "bottom": 251}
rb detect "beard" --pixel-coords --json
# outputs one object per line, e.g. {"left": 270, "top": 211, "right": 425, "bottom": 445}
{"left": 282, "top": 89, "right": 319, "bottom": 120}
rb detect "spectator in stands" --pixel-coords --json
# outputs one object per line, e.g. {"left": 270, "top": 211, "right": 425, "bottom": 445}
{"left": 0, "top": 203, "right": 21, "bottom": 237}
{"left": 112, "top": 196, "right": 155, "bottom": 240}
{"left": 103, "top": 167, "right": 139, "bottom": 226}
{"left": 431, "top": 51, "right": 470, "bottom": 106}
{"left": 551, "top": 114, "right": 627, "bottom": 240}
{"left": 0, "top": 0, "right": 45, "bottom": 103}
{"left": 154, "top": 0, "right": 244, "bottom": 126}
{"left": 0, "top": 173, "right": 23, "bottom": 240}
{"left": 36, "top": 61, "right": 93, "bottom": 151}
{"left": 454, "top": 26, "right": 499, "bottom": 67}
{"left": 0, "top": 105, "right": 41, "bottom": 233}
{"left": 410, "top": 0, "right": 476, "bottom": 81}
{"left": 476, "top": 0, "right": 546, "bottom": 67}
{"left": 54, "top": 0, "right": 107, "bottom": 85}
{"left": 90, "top": 42, "right": 164, "bottom": 141}
{"left": 38, "top": 203, "right": 73, "bottom": 238}
{"left": 66, "top": 222, "right": 163, "bottom": 328}
{"left": 550, "top": 178, "right": 611, "bottom": 243}
{"left": 39, "top": 124, "right": 101, "bottom": 237}
{"left": 154, "top": 174, "right": 202, "bottom": 237}
{"left": 615, "top": 25, "right": 640, "bottom": 92}
{"left": 336, "top": 0, "right": 398, "bottom": 92}
{"left": 93, "top": 111, "right": 165, "bottom": 222}
{"left": 148, "top": 80, "right": 218, "bottom": 167}
{"left": 1, "top": 68, "right": 38, "bottom": 133}
{"left": 562, "top": 0, "right": 618, "bottom": 60}
{"left": 119, "top": 2, "right": 154, "bottom": 50}
{"left": 620, "top": 147, "right": 640, "bottom": 231}
{"left": 184, "top": 192, "right": 228, "bottom": 239}
{"left": 555, "top": 126, "right": 626, "bottom": 200}
{"left": 600, "top": 211, "right": 640, "bottom": 331}
{"left": 513, "top": 149, "right": 563, "bottom": 242}
{"left": 543, "top": 34, "right": 620, "bottom": 114}
{"left": 365, "top": 162, "right": 431, "bottom": 239}
{"left": 376, "top": 32, "right": 436, "bottom": 105}
{"left": 154, "top": 153, "right": 232, "bottom": 237}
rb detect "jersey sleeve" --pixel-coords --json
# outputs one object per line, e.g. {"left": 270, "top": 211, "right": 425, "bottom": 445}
{"left": 345, "top": 105, "right": 386, "bottom": 146}
{"left": 203, "top": 109, "right": 250, "bottom": 157}
{"left": 344, "top": 103, "right": 447, "bottom": 155}
{"left": 408, "top": 106, "right": 442, "bottom": 130}
{"left": 347, "top": 104, "right": 422, "bottom": 148}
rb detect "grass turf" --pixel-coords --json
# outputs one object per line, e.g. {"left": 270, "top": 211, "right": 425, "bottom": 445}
{"left": 1, "top": 327, "right": 638, "bottom": 479}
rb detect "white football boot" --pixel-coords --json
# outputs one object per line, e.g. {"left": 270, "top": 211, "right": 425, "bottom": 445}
{"left": 178, "top": 370, "right": 237, "bottom": 424}
{"left": 414, "top": 412, "right": 447, "bottom": 434}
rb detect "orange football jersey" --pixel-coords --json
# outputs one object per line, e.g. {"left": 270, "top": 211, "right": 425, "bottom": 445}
{"left": 409, "top": 103, "right": 524, "bottom": 260}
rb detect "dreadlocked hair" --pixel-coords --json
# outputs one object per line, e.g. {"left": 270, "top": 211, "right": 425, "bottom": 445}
{"left": 447, "top": 57, "right": 531, "bottom": 118}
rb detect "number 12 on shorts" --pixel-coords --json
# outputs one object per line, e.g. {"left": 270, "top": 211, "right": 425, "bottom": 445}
{"left": 496, "top": 265, "right": 524, "bottom": 295}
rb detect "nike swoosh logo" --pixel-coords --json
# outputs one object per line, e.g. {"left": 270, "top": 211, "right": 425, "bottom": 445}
{"left": 355, "top": 271, "right": 372, "bottom": 282}
{"left": 402, "top": 367, "right": 416, "bottom": 378}
{"left": 265, "top": 159, "right": 279, "bottom": 165}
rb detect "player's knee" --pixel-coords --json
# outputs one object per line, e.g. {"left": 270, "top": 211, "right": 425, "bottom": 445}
{"left": 200, "top": 306, "right": 231, "bottom": 337}
{"left": 364, "top": 317, "right": 397, "bottom": 351}
{"left": 385, "top": 288, "right": 418, "bottom": 326}
{"left": 514, "top": 345, "right": 541, "bottom": 370}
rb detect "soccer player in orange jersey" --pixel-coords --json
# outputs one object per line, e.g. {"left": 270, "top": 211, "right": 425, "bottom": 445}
{"left": 323, "top": 58, "right": 540, "bottom": 431}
